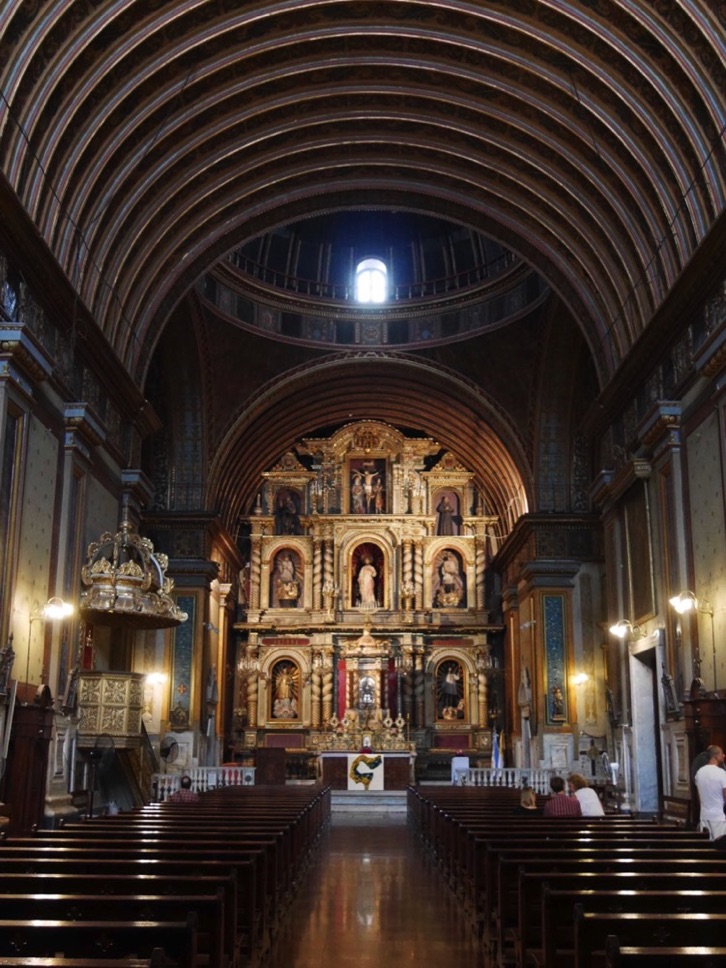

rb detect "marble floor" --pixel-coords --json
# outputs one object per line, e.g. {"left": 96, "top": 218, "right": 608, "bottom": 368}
{"left": 263, "top": 814, "right": 486, "bottom": 967}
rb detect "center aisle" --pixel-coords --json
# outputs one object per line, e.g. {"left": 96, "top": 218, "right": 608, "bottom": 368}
{"left": 264, "top": 813, "right": 486, "bottom": 967}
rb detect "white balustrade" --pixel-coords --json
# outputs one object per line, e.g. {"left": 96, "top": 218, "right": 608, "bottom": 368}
{"left": 152, "top": 765, "right": 255, "bottom": 801}
{"left": 458, "top": 767, "right": 563, "bottom": 793}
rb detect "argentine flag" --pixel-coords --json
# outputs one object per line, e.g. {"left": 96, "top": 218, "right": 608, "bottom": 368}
{"left": 492, "top": 727, "right": 501, "bottom": 769}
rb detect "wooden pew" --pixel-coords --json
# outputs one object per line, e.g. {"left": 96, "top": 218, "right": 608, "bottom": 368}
{"left": 0, "top": 914, "right": 198, "bottom": 966}
{"left": 574, "top": 909, "right": 726, "bottom": 968}
{"left": 518, "top": 870, "right": 726, "bottom": 968}
{"left": 0, "top": 852, "right": 258, "bottom": 961}
{"left": 604, "top": 935, "right": 726, "bottom": 967}
{"left": 54, "top": 820, "right": 294, "bottom": 909}
{"left": 1, "top": 784, "right": 332, "bottom": 963}
{"left": 0, "top": 892, "right": 225, "bottom": 967}
{"left": 491, "top": 847, "right": 726, "bottom": 964}
{"left": 539, "top": 889, "right": 726, "bottom": 968}
{"left": 0, "top": 784, "right": 331, "bottom": 968}
{"left": 0, "top": 872, "right": 237, "bottom": 967}
{"left": 473, "top": 826, "right": 708, "bottom": 936}
{"left": 21, "top": 831, "right": 278, "bottom": 941}
{"left": 409, "top": 786, "right": 726, "bottom": 968}
{"left": 0, "top": 957, "right": 167, "bottom": 967}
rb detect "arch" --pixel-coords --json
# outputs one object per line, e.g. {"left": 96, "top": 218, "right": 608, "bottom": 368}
{"left": 208, "top": 353, "right": 533, "bottom": 537}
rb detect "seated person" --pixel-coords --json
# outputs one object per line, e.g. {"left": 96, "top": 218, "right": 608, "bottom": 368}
{"left": 542, "top": 775, "right": 582, "bottom": 817}
{"left": 167, "top": 775, "right": 200, "bottom": 803}
{"left": 512, "top": 786, "right": 542, "bottom": 816}
{"left": 567, "top": 772, "right": 604, "bottom": 816}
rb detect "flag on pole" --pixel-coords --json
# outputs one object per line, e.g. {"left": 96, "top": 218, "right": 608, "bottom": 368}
{"left": 492, "top": 727, "right": 501, "bottom": 769}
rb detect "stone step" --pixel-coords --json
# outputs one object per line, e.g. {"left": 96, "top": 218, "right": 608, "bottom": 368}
{"left": 331, "top": 790, "right": 407, "bottom": 813}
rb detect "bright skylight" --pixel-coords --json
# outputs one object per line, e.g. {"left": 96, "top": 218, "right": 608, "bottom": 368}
{"left": 355, "top": 258, "right": 387, "bottom": 304}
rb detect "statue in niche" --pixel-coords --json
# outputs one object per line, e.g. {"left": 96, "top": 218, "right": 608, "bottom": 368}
{"left": 359, "top": 675, "right": 376, "bottom": 707}
{"left": 357, "top": 556, "right": 377, "bottom": 607}
{"left": 433, "top": 549, "right": 465, "bottom": 607}
{"left": 274, "top": 489, "right": 302, "bottom": 535}
{"left": 353, "top": 543, "right": 383, "bottom": 608}
{"left": 272, "top": 661, "right": 299, "bottom": 719}
{"left": 271, "top": 550, "right": 301, "bottom": 607}
{"left": 438, "top": 661, "right": 464, "bottom": 719}
{"left": 435, "top": 492, "right": 459, "bottom": 536}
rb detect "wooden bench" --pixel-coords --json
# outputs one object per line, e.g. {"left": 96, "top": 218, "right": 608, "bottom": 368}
{"left": 0, "top": 851, "right": 258, "bottom": 960}
{"left": 1, "top": 783, "right": 332, "bottom": 963}
{"left": 518, "top": 870, "right": 726, "bottom": 968}
{"left": 0, "top": 914, "right": 198, "bottom": 966}
{"left": 0, "top": 893, "right": 225, "bottom": 967}
{"left": 0, "top": 871, "right": 237, "bottom": 967}
{"left": 53, "top": 821, "right": 294, "bottom": 908}
{"left": 492, "top": 848, "right": 726, "bottom": 965}
{"left": 21, "top": 831, "right": 278, "bottom": 939}
{"left": 0, "top": 957, "right": 167, "bottom": 967}
{"left": 575, "top": 909, "right": 726, "bottom": 968}
{"left": 604, "top": 935, "right": 726, "bottom": 967}
{"left": 539, "top": 889, "right": 726, "bottom": 968}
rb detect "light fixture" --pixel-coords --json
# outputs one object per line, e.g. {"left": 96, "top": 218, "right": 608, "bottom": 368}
{"left": 669, "top": 590, "right": 698, "bottom": 614}
{"left": 146, "top": 672, "right": 167, "bottom": 686}
{"left": 669, "top": 590, "right": 716, "bottom": 692}
{"left": 42, "top": 597, "right": 74, "bottom": 621}
{"left": 23, "top": 597, "right": 74, "bottom": 704}
{"left": 571, "top": 672, "right": 589, "bottom": 686}
{"left": 608, "top": 619, "right": 645, "bottom": 640}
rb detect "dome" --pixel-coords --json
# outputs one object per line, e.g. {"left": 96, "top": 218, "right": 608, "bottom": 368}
{"left": 200, "top": 211, "right": 549, "bottom": 350}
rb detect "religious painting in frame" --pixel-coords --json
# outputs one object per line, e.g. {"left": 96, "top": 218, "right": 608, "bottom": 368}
{"left": 543, "top": 593, "right": 569, "bottom": 725}
{"left": 169, "top": 594, "right": 195, "bottom": 730}
{"left": 347, "top": 457, "right": 387, "bottom": 514}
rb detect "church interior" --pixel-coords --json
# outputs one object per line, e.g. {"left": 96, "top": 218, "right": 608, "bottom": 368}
{"left": 0, "top": 1, "right": 725, "bottom": 960}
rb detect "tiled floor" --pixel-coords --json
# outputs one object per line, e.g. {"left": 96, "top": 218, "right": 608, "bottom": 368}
{"left": 263, "top": 814, "right": 486, "bottom": 966}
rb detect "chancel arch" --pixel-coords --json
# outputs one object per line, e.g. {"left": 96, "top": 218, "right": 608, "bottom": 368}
{"left": 207, "top": 353, "right": 532, "bottom": 539}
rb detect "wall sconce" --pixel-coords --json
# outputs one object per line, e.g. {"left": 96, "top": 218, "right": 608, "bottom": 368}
{"left": 24, "top": 597, "right": 74, "bottom": 705}
{"left": 608, "top": 619, "right": 646, "bottom": 640}
{"left": 669, "top": 590, "right": 716, "bottom": 692}
{"left": 571, "top": 672, "right": 589, "bottom": 686}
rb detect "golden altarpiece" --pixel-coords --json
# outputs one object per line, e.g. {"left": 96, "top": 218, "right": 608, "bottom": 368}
{"left": 233, "top": 421, "right": 502, "bottom": 768}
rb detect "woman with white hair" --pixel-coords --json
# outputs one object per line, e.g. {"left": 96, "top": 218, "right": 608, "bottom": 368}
{"left": 567, "top": 772, "right": 604, "bottom": 816}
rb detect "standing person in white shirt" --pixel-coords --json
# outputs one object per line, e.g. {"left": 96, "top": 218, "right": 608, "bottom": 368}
{"left": 567, "top": 772, "right": 605, "bottom": 816}
{"left": 695, "top": 745, "right": 726, "bottom": 839}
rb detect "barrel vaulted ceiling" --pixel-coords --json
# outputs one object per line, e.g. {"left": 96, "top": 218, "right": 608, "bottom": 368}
{"left": 1, "top": 1, "right": 724, "bottom": 530}
{"left": 1, "top": 1, "right": 724, "bottom": 377}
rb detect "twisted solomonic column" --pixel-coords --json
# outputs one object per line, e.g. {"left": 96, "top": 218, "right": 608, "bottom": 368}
{"left": 414, "top": 654, "right": 425, "bottom": 727}
{"left": 247, "top": 669, "right": 259, "bottom": 727}
{"left": 311, "top": 662, "right": 322, "bottom": 728}
{"left": 403, "top": 658, "right": 414, "bottom": 720}
{"left": 322, "top": 663, "right": 334, "bottom": 723}
{"left": 249, "top": 538, "right": 262, "bottom": 610}
{"left": 476, "top": 539, "right": 486, "bottom": 610}
{"left": 403, "top": 538, "right": 413, "bottom": 588}
{"left": 313, "top": 538, "right": 323, "bottom": 610}
{"left": 478, "top": 670, "right": 488, "bottom": 727}
{"left": 414, "top": 541, "right": 424, "bottom": 610}
{"left": 324, "top": 539, "right": 334, "bottom": 591}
